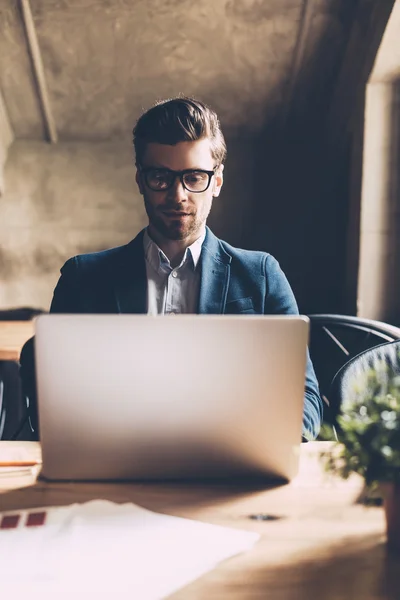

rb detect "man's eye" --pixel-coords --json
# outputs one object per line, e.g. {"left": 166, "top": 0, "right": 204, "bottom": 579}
{"left": 186, "top": 173, "right": 207, "bottom": 183}
{"left": 153, "top": 171, "right": 168, "bottom": 180}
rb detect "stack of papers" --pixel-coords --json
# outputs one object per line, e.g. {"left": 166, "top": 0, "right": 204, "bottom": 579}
{"left": 0, "top": 500, "right": 259, "bottom": 599}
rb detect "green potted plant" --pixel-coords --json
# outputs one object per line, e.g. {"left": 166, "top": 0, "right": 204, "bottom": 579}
{"left": 322, "top": 361, "right": 400, "bottom": 552}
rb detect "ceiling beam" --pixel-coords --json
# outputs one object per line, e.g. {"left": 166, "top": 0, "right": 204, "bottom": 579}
{"left": 20, "top": 0, "right": 58, "bottom": 143}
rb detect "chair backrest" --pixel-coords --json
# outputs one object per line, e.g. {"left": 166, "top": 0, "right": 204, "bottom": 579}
{"left": 0, "top": 308, "right": 43, "bottom": 321}
{"left": 0, "top": 308, "right": 44, "bottom": 440}
{"left": 330, "top": 339, "right": 400, "bottom": 421}
{"left": 308, "top": 314, "right": 400, "bottom": 424}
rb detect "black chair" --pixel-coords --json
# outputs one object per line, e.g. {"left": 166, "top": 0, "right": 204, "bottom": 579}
{"left": 308, "top": 315, "right": 400, "bottom": 425}
{"left": 0, "top": 308, "right": 43, "bottom": 322}
{"left": 0, "top": 308, "right": 43, "bottom": 440}
{"left": 330, "top": 339, "right": 400, "bottom": 424}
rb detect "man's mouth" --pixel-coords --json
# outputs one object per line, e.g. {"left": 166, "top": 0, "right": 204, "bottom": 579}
{"left": 161, "top": 210, "right": 191, "bottom": 217}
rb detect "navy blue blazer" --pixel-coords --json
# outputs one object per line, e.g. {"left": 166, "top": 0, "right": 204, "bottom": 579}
{"left": 21, "top": 227, "right": 323, "bottom": 439}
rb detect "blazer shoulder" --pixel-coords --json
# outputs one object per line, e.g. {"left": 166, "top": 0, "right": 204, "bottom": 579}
{"left": 60, "top": 243, "right": 127, "bottom": 277}
{"left": 218, "top": 239, "right": 273, "bottom": 275}
{"left": 61, "top": 230, "right": 145, "bottom": 278}
{"left": 75, "top": 243, "right": 128, "bottom": 268}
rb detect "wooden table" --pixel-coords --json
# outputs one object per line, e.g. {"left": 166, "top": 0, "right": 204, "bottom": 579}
{"left": 0, "top": 321, "right": 34, "bottom": 361}
{"left": 0, "top": 441, "right": 398, "bottom": 599}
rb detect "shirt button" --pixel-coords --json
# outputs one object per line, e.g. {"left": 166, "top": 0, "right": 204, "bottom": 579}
{"left": 171, "top": 270, "right": 178, "bottom": 278}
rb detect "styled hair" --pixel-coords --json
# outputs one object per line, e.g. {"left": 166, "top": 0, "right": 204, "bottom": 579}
{"left": 133, "top": 97, "right": 227, "bottom": 165}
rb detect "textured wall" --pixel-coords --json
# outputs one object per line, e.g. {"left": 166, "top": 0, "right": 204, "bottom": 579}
{"left": 0, "top": 141, "right": 147, "bottom": 308}
{"left": 0, "top": 0, "right": 303, "bottom": 141}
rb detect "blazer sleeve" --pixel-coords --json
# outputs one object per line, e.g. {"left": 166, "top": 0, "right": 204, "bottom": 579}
{"left": 50, "top": 257, "right": 82, "bottom": 313}
{"left": 264, "top": 254, "right": 323, "bottom": 440}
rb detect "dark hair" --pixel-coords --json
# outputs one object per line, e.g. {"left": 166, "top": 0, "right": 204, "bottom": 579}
{"left": 133, "top": 97, "right": 227, "bottom": 165}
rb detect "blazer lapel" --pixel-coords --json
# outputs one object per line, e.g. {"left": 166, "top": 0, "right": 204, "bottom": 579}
{"left": 113, "top": 230, "right": 147, "bottom": 314}
{"left": 198, "top": 227, "right": 232, "bottom": 314}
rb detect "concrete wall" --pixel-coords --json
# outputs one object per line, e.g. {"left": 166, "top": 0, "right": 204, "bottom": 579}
{"left": 357, "top": 0, "right": 400, "bottom": 323}
{"left": 0, "top": 0, "right": 303, "bottom": 140}
{"left": 0, "top": 141, "right": 147, "bottom": 309}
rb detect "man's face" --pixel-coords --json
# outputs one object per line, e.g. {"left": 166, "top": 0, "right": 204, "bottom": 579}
{"left": 136, "top": 139, "right": 224, "bottom": 242}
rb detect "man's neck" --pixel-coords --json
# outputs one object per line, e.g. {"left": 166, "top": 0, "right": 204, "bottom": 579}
{"left": 147, "top": 225, "right": 205, "bottom": 268}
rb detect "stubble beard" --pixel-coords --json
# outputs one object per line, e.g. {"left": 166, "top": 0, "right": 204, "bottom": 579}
{"left": 150, "top": 212, "right": 198, "bottom": 241}
{"left": 144, "top": 197, "right": 210, "bottom": 242}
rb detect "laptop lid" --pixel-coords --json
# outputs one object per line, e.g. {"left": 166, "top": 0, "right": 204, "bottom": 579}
{"left": 35, "top": 314, "right": 309, "bottom": 481}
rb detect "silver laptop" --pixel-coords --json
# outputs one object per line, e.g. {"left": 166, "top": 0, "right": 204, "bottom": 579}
{"left": 35, "top": 314, "right": 309, "bottom": 482}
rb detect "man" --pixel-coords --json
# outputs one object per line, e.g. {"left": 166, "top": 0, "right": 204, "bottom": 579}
{"left": 20, "top": 97, "right": 322, "bottom": 440}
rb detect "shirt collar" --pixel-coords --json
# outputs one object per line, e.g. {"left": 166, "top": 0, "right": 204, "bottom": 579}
{"left": 143, "top": 227, "right": 206, "bottom": 272}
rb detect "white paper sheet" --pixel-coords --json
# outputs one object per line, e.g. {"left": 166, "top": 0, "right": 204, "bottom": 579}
{"left": 0, "top": 500, "right": 259, "bottom": 599}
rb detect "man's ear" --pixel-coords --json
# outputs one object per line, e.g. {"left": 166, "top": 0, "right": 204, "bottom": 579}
{"left": 135, "top": 169, "right": 144, "bottom": 195}
{"left": 212, "top": 164, "right": 224, "bottom": 198}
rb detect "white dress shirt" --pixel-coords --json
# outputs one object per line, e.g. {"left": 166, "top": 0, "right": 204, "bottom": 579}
{"left": 143, "top": 228, "right": 206, "bottom": 315}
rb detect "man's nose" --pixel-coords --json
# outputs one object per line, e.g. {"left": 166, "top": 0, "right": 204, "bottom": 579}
{"left": 168, "top": 176, "right": 188, "bottom": 201}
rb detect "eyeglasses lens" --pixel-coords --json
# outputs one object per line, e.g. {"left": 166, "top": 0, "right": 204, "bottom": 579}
{"left": 182, "top": 172, "right": 209, "bottom": 192}
{"left": 145, "top": 170, "right": 210, "bottom": 192}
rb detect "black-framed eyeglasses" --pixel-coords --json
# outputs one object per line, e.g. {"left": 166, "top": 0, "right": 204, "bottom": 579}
{"left": 139, "top": 166, "right": 218, "bottom": 193}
